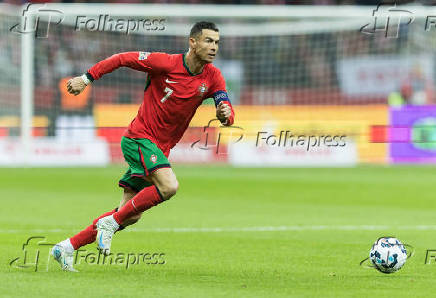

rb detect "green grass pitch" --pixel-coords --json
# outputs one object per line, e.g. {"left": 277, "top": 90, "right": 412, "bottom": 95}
{"left": 2, "top": 165, "right": 436, "bottom": 297}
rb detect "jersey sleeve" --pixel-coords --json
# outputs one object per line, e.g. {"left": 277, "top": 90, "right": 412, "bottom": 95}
{"left": 207, "top": 68, "right": 226, "bottom": 98}
{"left": 208, "top": 68, "right": 235, "bottom": 126}
{"left": 87, "top": 52, "right": 172, "bottom": 81}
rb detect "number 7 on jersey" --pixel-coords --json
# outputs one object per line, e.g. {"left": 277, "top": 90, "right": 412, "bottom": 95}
{"left": 161, "top": 87, "right": 173, "bottom": 103}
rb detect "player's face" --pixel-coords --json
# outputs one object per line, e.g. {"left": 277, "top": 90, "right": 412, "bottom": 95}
{"left": 192, "top": 29, "right": 219, "bottom": 63}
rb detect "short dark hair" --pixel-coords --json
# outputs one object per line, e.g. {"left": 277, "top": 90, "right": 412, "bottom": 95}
{"left": 190, "top": 21, "right": 219, "bottom": 38}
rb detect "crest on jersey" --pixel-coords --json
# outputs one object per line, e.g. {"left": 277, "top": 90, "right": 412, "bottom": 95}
{"left": 138, "top": 52, "right": 150, "bottom": 60}
{"left": 198, "top": 83, "right": 208, "bottom": 96}
{"left": 150, "top": 154, "right": 157, "bottom": 164}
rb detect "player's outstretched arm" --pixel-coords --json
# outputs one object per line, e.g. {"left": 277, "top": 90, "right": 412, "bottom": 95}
{"left": 86, "top": 52, "right": 169, "bottom": 82}
{"left": 69, "top": 52, "right": 169, "bottom": 96}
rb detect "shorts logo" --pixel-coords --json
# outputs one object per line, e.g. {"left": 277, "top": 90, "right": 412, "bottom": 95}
{"left": 198, "top": 83, "right": 208, "bottom": 97}
{"left": 150, "top": 154, "right": 157, "bottom": 164}
{"left": 138, "top": 52, "right": 150, "bottom": 61}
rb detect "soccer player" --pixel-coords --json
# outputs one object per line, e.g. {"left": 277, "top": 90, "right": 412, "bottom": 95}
{"left": 51, "top": 21, "right": 234, "bottom": 272}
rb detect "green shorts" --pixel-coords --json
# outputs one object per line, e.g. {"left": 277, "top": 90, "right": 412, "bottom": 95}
{"left": 118, "top": 137, "right": 171, "bottom": 192}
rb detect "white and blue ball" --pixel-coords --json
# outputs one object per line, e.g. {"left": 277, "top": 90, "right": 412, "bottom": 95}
{"left": 369, "top": 237, "right": 408, "bottom": 274}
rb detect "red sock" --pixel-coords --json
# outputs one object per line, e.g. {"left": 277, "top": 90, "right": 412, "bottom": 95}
{"left": 113, "top": 185, "right": 163, "bottom": 225}
{"left": 69, "top": 209, "right": 117, "bottom": 250}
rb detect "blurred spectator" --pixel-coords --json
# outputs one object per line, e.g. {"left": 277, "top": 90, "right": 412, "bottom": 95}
{"left": 389, "top": 66, "right": 434, "bottom": 106}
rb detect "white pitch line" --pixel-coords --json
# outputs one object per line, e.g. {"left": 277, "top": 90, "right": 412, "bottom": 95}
{"left": 2, "top": 225, "right": 436, "bottom": 234}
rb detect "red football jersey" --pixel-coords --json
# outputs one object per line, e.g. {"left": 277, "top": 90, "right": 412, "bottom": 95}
{"left": 87, "top": 52, "right": 234, "bottom": 156}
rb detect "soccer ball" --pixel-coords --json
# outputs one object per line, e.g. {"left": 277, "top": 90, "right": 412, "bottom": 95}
{"left": 369, "top": 237, "right": 408, "bottom": 274}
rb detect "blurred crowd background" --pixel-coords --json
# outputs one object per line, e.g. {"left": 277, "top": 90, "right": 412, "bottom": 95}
{"left": 1, "top": 24, "right": 419, "bottom": 107}
{"left": 1, "top": 0, "right": 434, "bottom": 118}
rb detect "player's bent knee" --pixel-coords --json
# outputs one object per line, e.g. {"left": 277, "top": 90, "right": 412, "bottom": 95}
{"left": 150, "top": 168, "right": 179, "bottom": 200}
{"left": 159, "top": 180, "right": 179, "bottom": 200}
